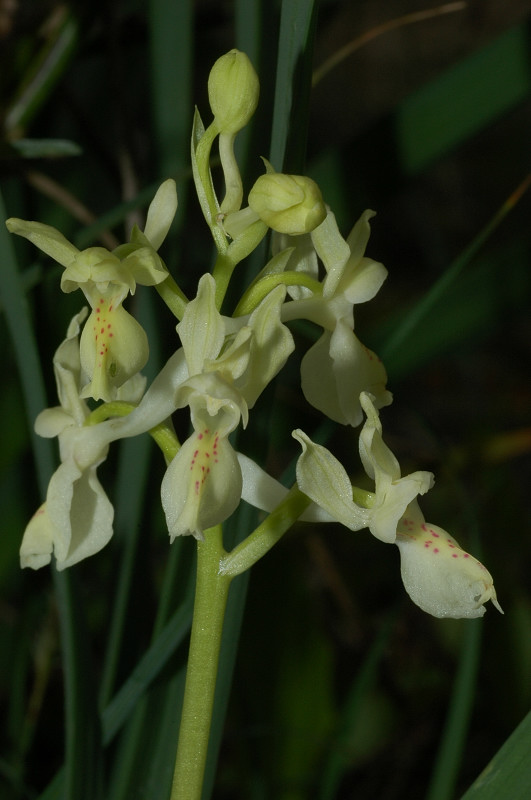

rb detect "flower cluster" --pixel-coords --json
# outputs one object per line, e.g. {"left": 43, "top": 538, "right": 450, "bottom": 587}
{"left": 7, "top": 50, "right": 501, "bottom": 619}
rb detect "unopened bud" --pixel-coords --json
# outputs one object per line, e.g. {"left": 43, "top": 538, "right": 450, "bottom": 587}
{"left": 208, "top": 50, "right": 259, "bottom": 134}
{"left": 248, "top": 173, "right": 326, "bottom": 235}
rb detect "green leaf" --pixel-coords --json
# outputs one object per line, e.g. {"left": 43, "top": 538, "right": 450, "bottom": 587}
{"left": 9, "top": 139, "right": 82, "bottom": 159}
{"left": 460, "top": 709, "right": 531, "bottom": 800}
{"left": 269, "top": 0, "right": 319, "bottom": 172}
{"left": 397, "top": 25, "right": 531, "bottom": 174}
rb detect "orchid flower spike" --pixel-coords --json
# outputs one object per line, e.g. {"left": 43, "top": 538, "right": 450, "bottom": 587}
{"left": 6, "top": 180, "right": 178, "bottom": 401}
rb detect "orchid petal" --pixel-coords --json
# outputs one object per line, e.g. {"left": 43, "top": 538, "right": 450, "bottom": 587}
{"left": 177, "top": 274, "right": 225, "bottom": 375}
{"left": 238, "top": 285, "right": 294, "bottom": 407}
{"left": 80, "top": 304, "right": 149, "bottom": 402}
{"left": 6, "top": 218, "right": 78, "bottom": 267}
{"left": 301, "top": 326, "right": 391, "bottom": 427}
{"left": 143, "top": 179, "right": 178, "bottom": 250}
{"left": 161, "top": 429, "right": 242, "bottom": 540}
{"left": 20, "top": 504, "right": 54, "bottom": 569}
{"left": 46, "top": 461, "right": 114, "bottom": 569}
{"left": 396, "top": 504, "right": 503, "bottom": 618}
{"left": 293, "top": 429, "right": 369, "bottom": 531}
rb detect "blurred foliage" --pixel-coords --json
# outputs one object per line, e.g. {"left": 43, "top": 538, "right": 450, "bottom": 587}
{"left": 0, "top": 1, "right": 530, "bottom": 799}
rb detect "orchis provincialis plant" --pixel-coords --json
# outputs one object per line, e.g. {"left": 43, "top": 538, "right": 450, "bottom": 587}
{"left": 6, "top": 46, "right": 503, "bottom": 800}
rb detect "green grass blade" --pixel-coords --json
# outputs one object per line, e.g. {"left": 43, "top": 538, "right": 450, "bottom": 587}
{"left": 319, "top": 611, "right": 397, "bottom": 799}
{"left": 426, "top": 620, "right": 483, "bottom": 800}
{"left": 269, "top": 0, "right": 319, "bottom": 172}
{"left": 380, "top": 174, "right": 531, "bottom": 367}
{"left": 460, "top": 709, "right": 531, "bottom": 800}
{"left": 97, "top": 434, "right": 154, "bottom": 710}
{"left": 101, "top": 587, "right": 193, "bottom": 745}
{"left": 397, "top": 25, "right": 531, "bottom": 174}
{"left": 148, "top": 0, "right": 193, "bottom": 178}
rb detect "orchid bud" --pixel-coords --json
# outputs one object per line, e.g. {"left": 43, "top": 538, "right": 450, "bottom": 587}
{"left": 248, "top": 173, "right": 326, "bottom": 235}
{"left": 208, "top": 50, "right": 259, "bottom": 134}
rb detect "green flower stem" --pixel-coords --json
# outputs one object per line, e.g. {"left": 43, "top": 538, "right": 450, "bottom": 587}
{"left": 233, "top": 270, "right": 322, "bottom": 316}
{"left": 149, "top": 421, "right": 180, "bottom": 463}
{"left": 218, "top": 132, "right": 242, "bottom": 214}
{"left": 170, "top": 525, "right": 231, "bottom": 800}
{"left": 194, "top": 123, "right": 228, "bottom": 255}
{"left": 156, "top": 274, "right": 189, "bottom": 320}
{"left": 171, "top": 487, "right": 314, "bottom": 797}
{"left": 85, "top": 401, "right": 136, "bottom": 426}
{"left": 220, "top": 485, "right": 311, "bottom": 577}
{"left": 212, "top": 219, "right": 268, "bottom": 309}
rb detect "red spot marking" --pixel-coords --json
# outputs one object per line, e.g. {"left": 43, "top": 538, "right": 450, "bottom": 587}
{"left": 452, "top": 554, "right": 458, "bottom": 558}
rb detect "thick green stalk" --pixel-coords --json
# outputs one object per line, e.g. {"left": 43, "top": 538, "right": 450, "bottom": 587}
{"left": 170, "top": 526, "right": 231, "bottom": 800}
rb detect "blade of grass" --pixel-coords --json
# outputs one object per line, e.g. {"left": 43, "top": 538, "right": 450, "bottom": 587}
{"left": 397, "top": 24, "right": 531, "bottom": 175}
{"left": 148, "top": 0, "right": 193, "bottom": 179}
{"left": 380, "top": 173, "right": 531, "bottom": 365}
{"left": 4, "top": 9, "right": 79, "bottom": 134}
{"left": 460, "top": 709, "right": 531, "bottom": 800}
{"left": 426, "top": 618, "right": 483, "bottom": 800}
{"left": 97, "top": 434, "right": 154, "bottom": 710}
{"left": 269, "top": 0, "right": 319, "bottom": 172}
{"left": 319, "top": 610, "right": 397, "bottom": 800}
{"left": 101, "top": 568, "right": 194, "bottom": 745}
